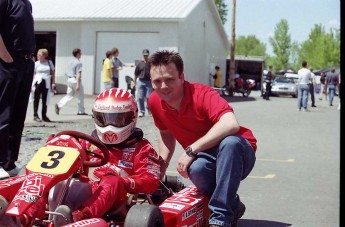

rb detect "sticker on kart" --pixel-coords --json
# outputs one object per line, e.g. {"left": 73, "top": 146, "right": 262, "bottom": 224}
{"left": 26, "top": 146, "right": 80, "bottom": 175}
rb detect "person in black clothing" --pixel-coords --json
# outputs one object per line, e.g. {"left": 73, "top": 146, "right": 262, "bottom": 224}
{"left": 309, "top": 68, "right": 316, "bottom": 107}
{"left": 319, "top": 71, "right": 327, "bottom": 101}
{"left": 263, "top": 65, "right": 273, "bottom": 100}
{"left": 134, "top": 49, "right": 152, "bottom": 117}
{"left": 0, "top": 0, "right": 35, "bottom": 178}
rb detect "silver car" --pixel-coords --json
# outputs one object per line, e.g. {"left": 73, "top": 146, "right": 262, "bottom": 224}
{"left": 271, "top": 77, "right": 298, "bottom": 98}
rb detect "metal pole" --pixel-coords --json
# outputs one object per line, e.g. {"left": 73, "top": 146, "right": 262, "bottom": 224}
{"left": 229, "top": 0, "right": 236, "bottom": 95}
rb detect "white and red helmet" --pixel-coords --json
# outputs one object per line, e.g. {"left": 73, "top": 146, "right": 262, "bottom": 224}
{"left": 93, "top": 88, "right": 138, "bottom": 144}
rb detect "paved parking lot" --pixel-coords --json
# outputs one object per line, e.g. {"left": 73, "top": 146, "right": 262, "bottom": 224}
{"left": 23, "top": 90, "right": 341, "bottom": 226}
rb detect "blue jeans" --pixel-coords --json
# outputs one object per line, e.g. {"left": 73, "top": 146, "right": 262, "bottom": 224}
{"left": 136, "top": 79, "right": 152, "bottom": 113}
{"left": 188, "top": 136, "right": 256, "bottom": 227}
{"left": 328, "top": 84, "right": 336, "bottom": 105}
{"left": 297, "top": 84, "right": 309, "bottom": 110}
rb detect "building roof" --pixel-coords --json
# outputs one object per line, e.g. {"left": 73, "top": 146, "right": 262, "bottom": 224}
{"left": 31, "top": 0, "right": 202, "bottom": 21}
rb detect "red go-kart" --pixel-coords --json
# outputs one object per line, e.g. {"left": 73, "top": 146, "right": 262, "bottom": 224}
{"left": 0, "top": 131, "right": 210, "bottom": 227}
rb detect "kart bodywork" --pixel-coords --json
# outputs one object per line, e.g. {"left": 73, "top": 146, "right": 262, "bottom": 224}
{"left": 0, "top": 131, "right": 210, "bottom": 227}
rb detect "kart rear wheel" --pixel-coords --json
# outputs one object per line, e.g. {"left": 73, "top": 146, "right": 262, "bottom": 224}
{"left": 124, "top": 204, "right": 164, "bottom": 227}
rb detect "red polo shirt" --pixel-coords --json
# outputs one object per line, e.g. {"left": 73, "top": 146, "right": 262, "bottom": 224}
{"left": 148, "top": 82, "right": 257, "bottom": 152}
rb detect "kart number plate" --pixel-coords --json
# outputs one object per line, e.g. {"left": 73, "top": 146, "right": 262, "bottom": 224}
{"left": 26, "top": 146, "right": 79, "bottom": 175}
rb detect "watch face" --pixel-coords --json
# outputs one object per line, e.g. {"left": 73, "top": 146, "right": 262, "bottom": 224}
{"left": 185, "top": 146, "right": 195, "bottom": 157}
{"left": 185, "top": 146, "right": 192, "bottom": 154}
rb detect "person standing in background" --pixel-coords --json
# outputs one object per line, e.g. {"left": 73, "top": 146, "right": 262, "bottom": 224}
{"left": 55, "top": 48, "right": 87, "bottom": 115}
{"left": 213, "top": 66, "right": 222, "bottom": 88}
{"left": 324, "top": 67, "right": 339, "bottom": 107}
{"left": 111, "top": 48, "right": 123, "bottom": 88}
{"left": 309, "top": 68, "right": 316, "bottom": 107}
{"left": 263, "top": 65, "right": 273, "bottom": 100}
{"left": 297, "top": 60, "right": 311, "bottom": 112}
{"left": 134, "top": 49, "right": 152, "bottom": 117}
{"left": 319, "top": 71, "right": 327, "bottom": 101}
{"left": 102, "top": 50, "right": 113, "bottom": 90}
{"left": 0, "top": 0, "right": 35, "bottom": 178}
{"left": 32, "top": 49, "right": 55, "bottom": 122}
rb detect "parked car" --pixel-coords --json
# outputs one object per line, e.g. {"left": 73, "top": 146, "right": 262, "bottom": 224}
{"left": 271, "top": 77, "right": 298, "bottom": 98}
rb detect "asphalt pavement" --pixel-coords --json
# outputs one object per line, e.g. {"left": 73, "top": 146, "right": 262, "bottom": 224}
{"left": 22, "top": 90, "right": 341, "bottom": 227}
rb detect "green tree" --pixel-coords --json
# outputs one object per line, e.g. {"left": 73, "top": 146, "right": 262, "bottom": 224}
{"left": 289, "top": 41, "right": 300, "bottom": 71}
{"left": 236, "top": 35, "right": 266, "bottom": 57}
{"left": 299, "top": 24, "right": 340, "bottom": 69}
{"left": 269, "top": 19, "right": 291, "bottom": 70}
{"left": 214, "top": 0, "right": 228, "bottom": 24}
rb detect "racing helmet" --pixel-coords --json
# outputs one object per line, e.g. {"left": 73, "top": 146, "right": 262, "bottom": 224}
{"left": 93, "top": 88, "right": 138, "bottom": 144}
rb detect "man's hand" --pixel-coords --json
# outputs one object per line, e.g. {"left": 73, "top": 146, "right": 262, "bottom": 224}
{"left": 177, "top": 153, "right": 195, "bottom": 178}
{"left": 76, "top": 83, "right": 80, "bottom": 91}
{"left": 0, "top": 35, "right": 13, "bottom": 63}
{"left": 0, "top": 50, "right": 13, "bottom": 63}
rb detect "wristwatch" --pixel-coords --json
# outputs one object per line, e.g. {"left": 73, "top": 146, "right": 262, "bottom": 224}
{"left": 185, "top": 146, "right": 197, "bottom": 157}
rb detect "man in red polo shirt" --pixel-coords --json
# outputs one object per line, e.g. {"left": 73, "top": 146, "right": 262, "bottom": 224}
{"left": 148, "top": 50, "right": 257, "bottom": 227}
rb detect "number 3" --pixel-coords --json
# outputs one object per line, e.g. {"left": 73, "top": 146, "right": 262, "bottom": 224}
{"left": 41, "top": 150, "right": 65, "bottom": 169}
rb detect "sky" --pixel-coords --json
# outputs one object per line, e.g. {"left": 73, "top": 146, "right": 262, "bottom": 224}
{"left": 223, "top": 0, "right": 341, "bottom": 55}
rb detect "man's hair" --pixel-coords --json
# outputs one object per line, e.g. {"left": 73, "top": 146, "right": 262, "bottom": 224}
{"left": 72, "top": 48, "right": 81, "bottom": 57}
{"left": 106, "top": 50, "right": 112, "bottom": 58}
{"left": 149, "top": 50, "right": 184, "bottom": 76}
{"left": 112, "top": 47, "right": 119, "bottom": 55}
{"left": 302, "top": 60, "right": 307, "bottom": 68}
{"left": 215, "top": 66, "right": 220, "bottom": 70}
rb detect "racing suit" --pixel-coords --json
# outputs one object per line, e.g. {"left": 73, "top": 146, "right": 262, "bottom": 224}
{"left": 24, "top": 128, "right": 160, "bottom": 223}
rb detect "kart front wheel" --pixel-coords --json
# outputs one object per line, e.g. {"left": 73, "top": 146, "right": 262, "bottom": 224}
{"left": 124, "top": 204, "right": 164, "bottom": 227}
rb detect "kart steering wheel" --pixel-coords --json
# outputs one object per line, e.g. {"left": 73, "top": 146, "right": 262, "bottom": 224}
{"left": 55, "top": 130, "right": 109, "bottom": 167}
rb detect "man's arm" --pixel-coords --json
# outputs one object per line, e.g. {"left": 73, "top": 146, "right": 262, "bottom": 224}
{"left": 76, "top": 70, "right": 81, "bottom": 91}
{"left": 177, "top": 112, "right": 240, "bottom": 178}
{"left": 190, "top": 112, "right": 239, "bottom": 153}
{"left": 158, "top": 130, "right": 176, "bottom": 179}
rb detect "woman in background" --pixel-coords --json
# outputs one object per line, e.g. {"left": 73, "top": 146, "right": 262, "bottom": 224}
{"left": 32, "top": 49, "right": 55, "bottom": 122}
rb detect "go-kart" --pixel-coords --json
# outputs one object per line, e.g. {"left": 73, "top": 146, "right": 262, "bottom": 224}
{"left": 0, "top": 130, "right": 210, "bottom": 227}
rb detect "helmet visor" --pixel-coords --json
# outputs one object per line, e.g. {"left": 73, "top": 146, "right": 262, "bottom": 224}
{"left": 93, "top": 111, "right": 135, "bottom": 128}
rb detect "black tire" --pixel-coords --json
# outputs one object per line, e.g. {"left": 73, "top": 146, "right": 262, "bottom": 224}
{"left": 243, "top": 89, "right": 251, "bottom": 97}
{"left": 124, "top": 204, "right": 164, "bottom": 227}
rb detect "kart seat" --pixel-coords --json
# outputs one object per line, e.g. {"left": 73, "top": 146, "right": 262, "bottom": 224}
{"left": 48, "top": 178, "right": 92, "bottom": 219}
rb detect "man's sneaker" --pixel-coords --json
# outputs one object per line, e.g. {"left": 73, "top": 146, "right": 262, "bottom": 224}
{"left": 0, "top": 166, "right": 21, "bottom": 179}
{"left": 0, "top": 167, "right": 10, "bottom": 179}
{"left": 42, "top": 116, "right": 52, "bottom": 122}
{"left": 77, "top": 112, "right": 88, "bottom": 115}
{"left": 231, "top": 201, "right": 246, "bottom": 227}
{"left": 55, "top": 104, "right": 60, "bottom": 115}
{"left": 235, "top": 200, "right": 246, "bottom": 219}
{"left": 53, "top": 205, "right": 72, "bottom": 226}
{"left": 33, "top": 116, "right": 42, "bottom": 122}
{"left": 138, "top": 112, "right": 144, "bottom": 117}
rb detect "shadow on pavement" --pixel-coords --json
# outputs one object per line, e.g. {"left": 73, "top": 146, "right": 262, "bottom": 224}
{"left": 238, "top": 219, "right": 292, "bottom": 227}
{"left": 221, "top": 95, "right": 257, "bottom": 103}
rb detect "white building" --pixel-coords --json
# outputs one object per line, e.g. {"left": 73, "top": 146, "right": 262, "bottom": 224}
{"left": 31, "top": 0, "right": 229, "bottom": 94}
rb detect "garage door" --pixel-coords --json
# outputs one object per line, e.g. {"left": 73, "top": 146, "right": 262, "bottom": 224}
{"left": 95, "top": 32, "right": 159, "bottom": 94}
